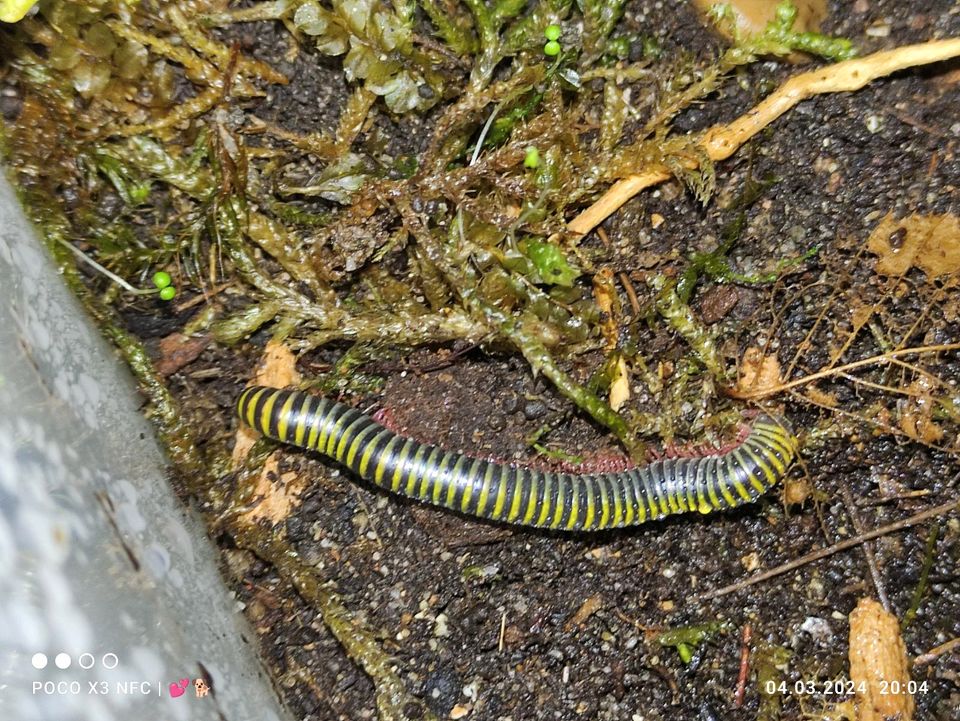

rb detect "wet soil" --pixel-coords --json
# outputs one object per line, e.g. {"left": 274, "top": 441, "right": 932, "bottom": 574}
{"left": 142, "top": 1, "right": 960, "bottom": 720}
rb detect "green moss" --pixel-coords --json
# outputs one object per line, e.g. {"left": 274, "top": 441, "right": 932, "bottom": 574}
{"left": 657, "top": 621, "right": 729, "bottom": 664}
{"left": 651, "top": 276, "right": 725, "bottom": 380}
{"left": 1, "top": 2, "right": 919, "bottom": 716}
{"left": 755, "top": 642, "right": 793, "bottom": 721}
{"left": 3, "top": 0, "right": 851, "bottom": 492}
{"left": 519, "top": 238, "right": 580, "bottom": 287}
{"left": 577, "top": 0, "right": 629, "bottom": 64}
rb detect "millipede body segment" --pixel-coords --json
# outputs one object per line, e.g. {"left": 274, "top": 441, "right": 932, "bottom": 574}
{"left": 236, "top": 386, "right": 799, "bottom": 531}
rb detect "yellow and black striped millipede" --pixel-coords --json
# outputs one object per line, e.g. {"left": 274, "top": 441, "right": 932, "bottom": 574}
{"left": 237, "top": 386, "right": 799, "bottom": 531}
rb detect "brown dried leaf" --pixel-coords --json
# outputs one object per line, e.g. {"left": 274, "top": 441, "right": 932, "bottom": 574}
{"left": 231, "top": 339, "right": 300, "bottom": 467}
{"left": 849, "top": 297, "right": 874, "bottom": 329}
{"left": 737, "top": 347, "right": 781, "bottom": 394}
{"left": 868, "top": 212, "right": 960, "bottom": 279}
{"left": 898, "top": 378, "right": 944, "bottom": 445}
{"left": 155, "top": 332, "right": 210, "bottom": 377}
{"left": 804, "top": 384, "right": 838, "bottom": 408}
{"left": 849, "top": 597, "right": 914, "bottom": 721}
{"left": 608, "top": 357, "right": 631, "bottom": 412}
{"left": 565, "top": 594, "right": 604, "bottom": 631}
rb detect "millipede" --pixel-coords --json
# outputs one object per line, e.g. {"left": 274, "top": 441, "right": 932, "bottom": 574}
{"left": 236, "top": 386, "right": 800, "bottom": 531}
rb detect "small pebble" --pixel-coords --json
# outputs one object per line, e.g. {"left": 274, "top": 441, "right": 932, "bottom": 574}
{"left": 487, "top": 413, "right": 507, "bottom": 432}
{"left": 522, "top": 400, "right": 548, "bottom": 420}
{"left": 0, "top": 93, "right": 22, "bottom": 120}
{"left": 97, "top": 190, "right": 124, "bottom": 219}
{"left": 865, "top": 22, "right": 891, "bottom": 37}
{"left": 799, "top": 616, "right": 834, "bottom": 645}
{"left": 502, "top": 391, "right": 521, "bottom": 414}
{"left": 864, "top": 114, "right": 884, "bottom": 134}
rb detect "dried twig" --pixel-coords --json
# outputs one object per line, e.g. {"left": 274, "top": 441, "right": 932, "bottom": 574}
{"left": 734, "top": 624, "right": 752, "bottom": 708}
{"left": 568, "top": 38, "right": 960, "bottom": 237}
{"left": 840, "top": 485, "right": 890, "bottom": 611}
{"left": 913, "top": 636, "right": 960, "bottom": 667}
{"left": 901, "top": 522, "right": 939, "bottom": 631}
{"left": 698, "top": 498, "right": 959, "bottom": 601}
{"left": 728, "top": 343, "right": 960, "bottom": 400}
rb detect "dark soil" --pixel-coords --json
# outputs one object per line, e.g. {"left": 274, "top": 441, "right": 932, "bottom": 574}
{"left": 10, "top": 0, "right": 958, "bottom": 719}
{"left": 146, "top": 2, "right": 960, "bottom": 721}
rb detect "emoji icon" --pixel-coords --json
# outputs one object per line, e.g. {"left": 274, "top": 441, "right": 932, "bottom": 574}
{"left": 168, "top": 678, "right": 190, "bottom": 698}
{"left": 194, "top": 678, "right": 209, "bottom": 698}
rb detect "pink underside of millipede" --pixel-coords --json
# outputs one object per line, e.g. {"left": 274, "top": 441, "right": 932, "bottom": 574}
{"left": 371, "top": 404, "right": 758, "bottom": 473}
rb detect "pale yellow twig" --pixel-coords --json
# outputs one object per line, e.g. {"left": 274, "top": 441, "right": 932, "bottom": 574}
{"left": 727, "top": 343, "right": 960, "bottom": 400}
{"left": 568, "top": 38, "right": 960, "bottom": 237}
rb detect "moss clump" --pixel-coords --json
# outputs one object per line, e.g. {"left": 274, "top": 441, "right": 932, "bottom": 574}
{"left": 0, "top": 1, "right": 855, "bottom": 456}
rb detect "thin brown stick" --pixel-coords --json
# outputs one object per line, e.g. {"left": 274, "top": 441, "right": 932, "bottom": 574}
{"left": 698, "top": 498, "right": 959, "bottom": 601}
{"left": 835, "top": 372, "right": 923, "bottom": 398}
{"left": 765, "top": 277, "right": 830, "bottom": 383}
{"left": 840, "top": 485, "right": 890, "bottom": 611}
{"left": 619, "top": 272, "right": 642, "bottom": 316}
{"left": 173, "top": 281, "right": 233, "bottom": 312}
{"left": 734, "top": 624, "right": 752, "bottom": 708}
{"left": 596, "top": 226, "right": 643, "bottom": 316}
{"left": 787, "top": 389, "right": 959, "bottom": 454}
{"left": 892, "top": 277, "right": 947, "bottom": 353}
{"left": 728, "top": 342, "right": 960, "bottom": 399}
{"left": 568, "top": 38, "right": 960, "bottom": 237}
{"left": 913, "top": 636, "right": 960, "bottom": 667}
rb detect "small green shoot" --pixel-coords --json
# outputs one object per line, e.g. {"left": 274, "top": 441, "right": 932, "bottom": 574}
{"left": 521, "top": 239, "right": 579, "bottom": 287}
{"left": 523, "top": 146, "right": 541, "bottom": 168}
{"left": 657, "top": 621, "right": 728, "bottom": 665}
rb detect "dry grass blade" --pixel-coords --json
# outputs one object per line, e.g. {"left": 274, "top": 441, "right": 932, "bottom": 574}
{"left": 727, "top": 343, "right": 960, "bottom": 399}
{"left": 698, "top": 498, "right": 959, "bottom": 601}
